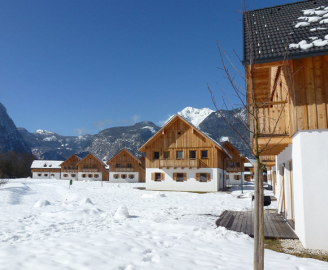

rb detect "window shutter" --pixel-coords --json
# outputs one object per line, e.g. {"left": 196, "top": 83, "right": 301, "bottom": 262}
{"left": 234, "top": 175, "right": 237, "bottom": 180}
{"left": 196, "top": 173, "right": 200, "bottom": 181}
{"left": 161, "top": 173, "right": 165, "bottom": 180}
{"left": 173, "top": 173, "right": 177, "bottom": 181}
{"left": 151, "top": 173, "right": 155, "bottom": 180}
{"left": 226, "top": 174, "right": 229, "bottom": 180}
{"left": 207, "top": 173, "right": 211, "bottom": 181}
{"left": 183, "top": 173, "right": 187, "bottom": 181}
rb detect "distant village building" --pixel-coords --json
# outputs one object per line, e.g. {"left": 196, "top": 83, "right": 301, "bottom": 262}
{"left": 221, "top": 141, "right": 253, "bottom": 185}
{"left": 138, "top": 114, "right": 231, "bottom": 192}
{"left": 60, "top": 154, "right": 81, "bottom": 180}
{"left": 31, "top": 160, "right": 62, "bottom": 179}
{"left": 107, "top": 148, "right": 145, "bottom": 183}
{"left": 244, "top": 0, "right": 328, "bottom": 250}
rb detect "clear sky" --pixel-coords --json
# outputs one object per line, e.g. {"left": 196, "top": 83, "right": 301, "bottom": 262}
{"left": 0, "top": 0, "right": 296, "bottom": 136}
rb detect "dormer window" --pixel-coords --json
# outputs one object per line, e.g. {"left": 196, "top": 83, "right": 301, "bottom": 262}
{"left": 43, "top": 163, "right": 47, "bottom": 167}
{"left": 49, "top": 164, "right": 52, "bottom": 167}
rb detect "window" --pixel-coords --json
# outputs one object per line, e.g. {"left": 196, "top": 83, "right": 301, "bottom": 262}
{"left": 44, "top": 174, "right": 48, "bottom": 177}
{"left": 71, "top": 174, "right": 76, "bottom": 177}
{"left": 114, "top": 174, "right": 119, "bottom": 179}
{"left": 176, "top": 151, "right": 183, "bottom": 159}
{"left": 196, "top": 173, "right": 210, "bottom": 182}
{"left": 153, "top": 152, "right": 159, "bottom": 159}
{"left": 230, "top": 162, "right": 234, "bottom": 167}
{"left": 51, "top": 174, "right": 55, "bottom": 177}
{"left": 82, "top": 174, "right": 86, "bottom": 178}
{"left": 200, "top": 173, "right": 207, "bottom": 182}
{"left": 155, "top": 173, "right": 162, "bottom": 181}
{"left": 94, "top": 174, "right": 99, "bottom": 178}
{"left": 64, "top": 166, "right": 67, "bottom": 169}
{"left": 177, "top": 173, "right": 184, "bottom": 182}
{"left": 72, "top": 166, "right": 76, "bottom": 169}
{"left": 164, "top": 151, "right": 170, "bottom": 159}
{"left": 127, "top": 163, "right": 132, "bottom": 168}
{"left": 121, "top": 174, "right": 127, "bottom": 179}
{"left": 129, "top": 174, "right": 134, "bottom": 179}
{"left": 38, "top": 174, "right": 41, "bottom": 177}
{"left": 236, "top": 162, "right": 240, "bottom": 167}
{"left": 43, "top": 164, "right": 47, "bottom": 167}
{"left": 63, "top": 174, "right": 68, "bottom": 177}
{"left": 173, "top": 173, "right": 186, "bottom": 181}
{"left": 68, "top": 166, "right": 71, "bottom": 169}
{"left": 88, "top": 174, "right": 92, "bottom": 178}
{"left": 116, "top": 164, "right": 121, "bottom": 168}
{"left": 234, "top": 175, "right": 240, "bottom": 180}
{"left": 201, "top": 150, "right": 208, "bottom": 158}
{"left": 190, "top": 150, "right": 196, "bottom": 159}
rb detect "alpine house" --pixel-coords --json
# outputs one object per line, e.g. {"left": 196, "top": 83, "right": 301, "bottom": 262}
{"left": 138, "top": 114, "right": 231, "bottom": 192}
{"left": 243, "top": 0, "right": 328, "bottom": 250}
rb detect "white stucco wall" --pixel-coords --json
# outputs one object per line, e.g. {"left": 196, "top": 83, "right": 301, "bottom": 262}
{"left": 276, "top": 144, "right": 293, "bottom": 220}
{"left": 61, "top": 173, "right": 78, "bottom": 180}
{"left": 146, "top": 168, "right": 224, "bottom": 192}
{"left": 33, "top": 172, "right": 61, "bottom": 179}
{"left": 109, "top": 172, "right": 139, "bottom": 183}
{"left": 78, "top": 172, "right": 102, "bottom": 181}
{"left": 292, "top": 130, "right": 328, "bottom": 250}
{"left": 226, "top": 172, "right": 247, "bottom": 185}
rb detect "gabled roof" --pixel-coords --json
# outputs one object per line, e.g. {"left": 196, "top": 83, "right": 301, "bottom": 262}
{"left": 138, "top": 114, "right": 231, "bottom": 158}
{"left": 59, "top": 154, "right": 81, "bottom": 167}
{"left": 31, "top": 160, "right": 62, "bottom": 169}
{"left": 76, "top": 152, "right": 106, "bottom": 166}
{"left": 221, "top": 141, "right": 249, "bottom": 162}
{"left": 107, "top": 148, "right": 141, "bottom": 164}
{"left": 243, "top": 0, "right": 328, "bottom": 65}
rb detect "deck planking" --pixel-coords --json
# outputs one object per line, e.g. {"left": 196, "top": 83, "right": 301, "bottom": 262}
{"left": 216, "top": 211, "right": 298, "bottom": 239}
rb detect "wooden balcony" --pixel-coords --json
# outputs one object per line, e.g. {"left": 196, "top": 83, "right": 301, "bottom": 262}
{"left": 249, "top": 102, "right": 289, "bottom": 136}
{"left": 249, "top": 102, "right": 292, "bottom": 156}
{"left": 159, "top": 158, "right": 199, "bottom": 168}
{"left": 61, "top": 169, "right": 78, "bottom": 173}
{"left": 82, "top": 168, "right": 98, "bottom": 172}
{"left": 114, "top": 167, "right": 134, "bottom": 172}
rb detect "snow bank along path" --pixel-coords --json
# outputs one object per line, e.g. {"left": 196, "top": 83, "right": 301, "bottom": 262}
{"left": 0, "top": 179, "right": 327, "bottom": 270}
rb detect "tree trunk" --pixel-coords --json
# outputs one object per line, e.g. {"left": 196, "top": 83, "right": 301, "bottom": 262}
{"left": 254, "top": 160, "right": 264, "bottom": 270}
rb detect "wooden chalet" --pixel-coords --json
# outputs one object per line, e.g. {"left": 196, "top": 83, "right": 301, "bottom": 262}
{"left": 59, "top": 154, "right": 81, "bottom": 180}
{"left": 221, "top": 141, "right": 252, "bottom": 185}
{"left": 244, "top": 0, "right": 328, "bottom": 250}
{"left": 107, "top": 148, "right": 145, "bottom": 183}
{"left": 31, "top": 160, "right": 62, "bottom": 179}
{"left": 76, "top": 153, "right": 108, "bottom": 181}
{"left": 138, "top": 114, "right": 231, "bottom": 192}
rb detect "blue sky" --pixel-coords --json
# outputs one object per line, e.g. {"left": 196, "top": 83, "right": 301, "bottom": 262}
{"left": 0, "top": 0, "right": 295, "bottom": 136}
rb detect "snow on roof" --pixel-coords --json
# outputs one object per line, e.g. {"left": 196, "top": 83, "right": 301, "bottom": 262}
{"left": 243, "top": 0, "right": 328, "bottom": 64}
{"left": 31, "top": 160, "right": 62, "bottom": 169}
{"left": 244, "top": 162, "right": 254, "bottom": 168}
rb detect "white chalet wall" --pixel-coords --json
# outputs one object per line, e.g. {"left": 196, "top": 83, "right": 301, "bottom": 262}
{"left": 146, "top": 167, "right": 224, "bottom": 192}
{"left": 109, "top": 172, "right": 139, "bottom": 183}
{"left": 292, "top": 130, "right": 328, "bottom": 250}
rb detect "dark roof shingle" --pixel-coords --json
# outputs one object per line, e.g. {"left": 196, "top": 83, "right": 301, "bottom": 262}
{"left": 243, "top": 0, "right": 328, "bottom": 65}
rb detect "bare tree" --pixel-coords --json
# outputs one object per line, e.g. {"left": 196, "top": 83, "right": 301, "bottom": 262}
{"left": 208, "top": 7, "right": 293, "bottom": 270}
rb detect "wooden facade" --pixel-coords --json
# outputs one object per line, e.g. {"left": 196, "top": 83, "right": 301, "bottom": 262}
{"left": 139, "top": 115, "right": 228, "bottom": 170}
{"left": 60, "top": 154, "right": 80, "bottom": 173}
{"left": 247, "top": 55, "right": 328, "bottom": 156}
{"left": 107, "top": 148, "right": 145, "bottom": 182}
{"left": 77, "top": 153, "right": 109, "bottom": 181}
{"left": 221, "top": 141, "right": 248, "bottom": 173}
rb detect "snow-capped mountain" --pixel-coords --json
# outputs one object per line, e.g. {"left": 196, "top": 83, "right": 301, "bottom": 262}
{"left": 18, "top": 128, "right": 92, "bottom": 160}
{"left": 0, "top": 103, "right": 31, "bottom": 154}
{"left": 78, "top": 121, "right": 160, "bottom": 161}
{"left": 178, "top": 107, "right": 214, "bottom": 127}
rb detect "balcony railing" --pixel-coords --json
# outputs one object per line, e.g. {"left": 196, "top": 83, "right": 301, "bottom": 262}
{"left": 249, "top": 101, "right": 289, "bottom": 136}
{"left": 114, "top": 167, "right": 134, "bottom": 172}
{"left": 82, "top": 168, "right": 98, "bottom": 172}
{"left": 159, "top": 158, "right": 199, "bottom": 168}
{"left": 61, "top": 169, "right": 78, "bottom": 172}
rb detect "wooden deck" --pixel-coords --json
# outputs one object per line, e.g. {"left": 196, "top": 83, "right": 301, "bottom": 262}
{"left": 216, "top": 211, "right": 298, "bottom": 239}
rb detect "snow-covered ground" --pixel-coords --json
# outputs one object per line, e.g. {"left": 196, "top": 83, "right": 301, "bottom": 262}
{"left": 0, "top": 179, "right": 327, "bottom": 270}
